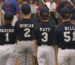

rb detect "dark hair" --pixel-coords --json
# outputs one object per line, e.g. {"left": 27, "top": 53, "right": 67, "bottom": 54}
{"left": 39, "top": 7, "right": 49, "bottom": 20}
{"left": 40, "top": 14, "right": 49, "bottom": 20}
{"left": 60, "top": 7, "right": 72, "bottom": 19}
{"left": 61, "top": 14, "right": 71, "bottom": 19}
{"left": 21, "top": 4, "right": 31, "bottom": 15}
{"left": 4, "top": 12, "right": 14, "bottom": 20}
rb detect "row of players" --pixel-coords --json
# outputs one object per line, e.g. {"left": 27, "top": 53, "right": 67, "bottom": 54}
{"left": 0, "top": 3, "right": 75, "bottom": 65}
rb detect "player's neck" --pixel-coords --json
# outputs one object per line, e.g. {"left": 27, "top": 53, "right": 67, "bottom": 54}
{"left": 62, "top": 19, "right": 70, "bottom": 23}
{"left": 23, "top": 14, "right": 31, "bottom": 19}
{"left": 41, "top": 19, "right": 48, "bottom": 22}
{"left": 23, "top": 16, "right": 31, "bottom": 19}
{"left": 71, "top": 20, "right": 75, "bottom": 24}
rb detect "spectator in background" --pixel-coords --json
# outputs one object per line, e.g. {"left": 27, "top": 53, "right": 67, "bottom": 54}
{"left": 49, "top": 0, "right": 57, "bottom": 12}
{"left": 71, "top": 0, "right": 75, "bottom": 7}
{"left": 2, "top": 0, "right": 20, "bottom": 26}
{"left": 34, "top": 2, "right": 39, "bottom": 16}
{"left": 45, "top": 0, "right": 51, "bottom": 9}
{"left": 56, "top": 0, "right": 61, "bottom": 7}
{"left": 0, "top": 1, "right": 5, "bottom": 15}
{"left": 30, "top": 0, "right": 35, "bottom": 19}
{"left": 34, "top": 2, "right": 39, "bottom": 21}
{"left": 44, "top": 0, "right": 57, "bottom": 11}
{"left": 45, "top": 0, "right": 58, "bottom": 26}
{"left": 23, "top": 0, "right": 28, "bottom": 4}
{"left": 0, "top": 1, "right": 5, "bottom": 25}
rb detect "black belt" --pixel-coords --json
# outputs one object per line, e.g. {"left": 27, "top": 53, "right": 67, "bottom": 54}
{"left": 18, "top": 39, "right": 33, "bottom": 41}
{"left": 4, "top": 43, "right": 15, "bottom": 45}
{"left": 39, "top": 44, "right": 52, "bottom": 46}
{"left": 60, "top": 47, "right": 75, "bottom": 49}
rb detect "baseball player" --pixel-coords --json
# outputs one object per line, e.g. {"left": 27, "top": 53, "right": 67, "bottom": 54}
{"left": 0, "top": 12, "right": 16, "bottom": 65}
{"left": 54, "top": 7, "right": 75, "bottom": 65}
{"left": 15, "top": 4, "right": 37, "bottom": 65}
{"left": 34, "top": 7, "right": 56, "bottom": 65}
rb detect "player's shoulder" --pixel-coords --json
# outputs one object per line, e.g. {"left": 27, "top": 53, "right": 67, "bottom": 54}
{"left": 54, "top": 24, "right": 64, "bottom": 32}
{"left": 39, "top": 21, "right": 55, "bottom": 28}
{"left": 15, "top": 18, "right": 38, "bottom": 28}
{"left": 30, "top": 18, "right": 38, "bottom": 24}
{"left": 0, "top": 25, "right": 4, "bottom": 29}
{"left": 10, "top": 25, "right": 15, "bottom": 29}
{"left": 16, "top": 18, "right": 37, "bottom": 24}
{"left": 33, "top": 21, "right": 39, "bottom": 30}
{"left": 15, "top": 19, "right": 23, "bottom": 25}
{"left": 48, "top": 22, "right": 55, "bottom": 28}
{"left": 55, "top": 22, "right": 75, "bottom": 31}
{"left": 71, "top": 23, "right": 75, "bottom": 29}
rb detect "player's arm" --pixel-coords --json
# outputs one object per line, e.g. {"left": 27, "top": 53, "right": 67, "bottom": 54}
{"left": 14, "top": 21, "right": 19, "bottom": 44}
{"left": 53, "top": 45, "right": 58, "bottom": 65}
{"left": 33, "top": 40, "right": 38, "bottom": 65}
{"left": 33, "top": 40, "right": 38, "bottom": 57}
{"left": 33, "top": 27, "right": 38, "bottom": 57}
{"left": 53, "top": 28, "right": 59, "bottom": 65}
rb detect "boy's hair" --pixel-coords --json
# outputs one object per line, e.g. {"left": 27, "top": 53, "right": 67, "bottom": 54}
{"left": 21, "top": 4, "right": 31, "bottom": 15}
{"left": 60, "top": 7, "right": 71, "bottom": 19}
{"left": 4, "top": 12, "right": 14, "bottom": 20}
{"left": 39, "top": 7, "right": 49, "bottom": 20}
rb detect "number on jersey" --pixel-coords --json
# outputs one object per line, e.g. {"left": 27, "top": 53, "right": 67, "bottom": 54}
{"left": 41, "top": 32, "right": 48, "bottom": 42}
{"left": 64, "top": 31, "right": 75, "bottom": 42}
{"left": 24, "top": 28, "right": 30, "bottom": 37}
{"left": 5, "top": 33, "right": 9, "bottom": 42}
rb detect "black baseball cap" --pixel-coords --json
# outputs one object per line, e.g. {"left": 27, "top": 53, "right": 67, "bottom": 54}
{"left": 4, "top": 12, "right": 14, "bottom": 20}
{"left": 39, "top": 7, "right": 49, "bottom": 18}
{"left": 21, "top": 4, "right": 31, "bottom": 15}
{"left": 57, "top": 1, "right": 71, "bottom": 12}
{"left": 71, "top": 8, "right": 75, "bottom": 20}
{"left": 71, "top": 8, "right": 75, "bottom": 14}
{"left": 60, "top": 7, "right": 71, "bottom": 18}
{"left": 71, "top": 14, "right": 75, "bottom": 20}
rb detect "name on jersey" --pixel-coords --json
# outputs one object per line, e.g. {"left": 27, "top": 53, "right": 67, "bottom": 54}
{"left": 0, "top": 29, "right": 14, "bottom": 32}
{"left": 20, "top": 24, "right": 34, "bottom": 28}
{"left": 40, "top": 28, "right": 50, "bottom": 32}
{"left": 64, "top": 26, "right": 75, "bottom": 31}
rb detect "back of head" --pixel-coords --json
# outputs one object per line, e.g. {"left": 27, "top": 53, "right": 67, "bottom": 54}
{"left": 21, "top": 4, "right": 31, "bottom": 15}
{"left": 4, "top": 12, "right": 13, "bottom": 20}
{"left": 60, "top": 7, "right": 71, "bottom": 19}
{"left": 39, "top": 7, "right": 49, "bottom": 20}
{"left": 4, "top": 12, "right": 14, "bottom": 25}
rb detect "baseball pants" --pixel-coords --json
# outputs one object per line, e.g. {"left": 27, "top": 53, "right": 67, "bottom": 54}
{"left": 0, "top": 44, "right": 16, "bottom": 65}
{"left": 16, "top": 41, "right": 34, "bottom": 65}
{"left": 37, "top": 45, "right": 56, "bottom": 65}
{"left": 57, "top": 48, "right": 75, "bottom": 65}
